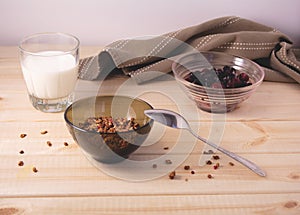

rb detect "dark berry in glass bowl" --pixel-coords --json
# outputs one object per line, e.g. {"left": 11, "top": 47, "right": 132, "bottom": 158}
{"left": 184, "top": 66, "right": 252, "bottom": 89}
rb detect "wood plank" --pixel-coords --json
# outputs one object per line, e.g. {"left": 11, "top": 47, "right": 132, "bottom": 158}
{"left": 1, "top": 193, "right": 300, "bottom": 215}
{"left": 0, "top": 152, "right": 299, "bottom": 197}
{"left": 1, "top": 78, "right": 300, "bottom": 122}
{"left": 0, "top": 120, "right": 300, "bottom": 155}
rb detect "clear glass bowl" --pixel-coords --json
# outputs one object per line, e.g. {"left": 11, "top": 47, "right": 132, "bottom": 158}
{"left": 172, "top": 52, "right": 265, "bottom": 113}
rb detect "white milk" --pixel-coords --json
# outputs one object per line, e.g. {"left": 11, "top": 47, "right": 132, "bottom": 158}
{"left": 21, "top": 51, "right": 78, "bottom": 99}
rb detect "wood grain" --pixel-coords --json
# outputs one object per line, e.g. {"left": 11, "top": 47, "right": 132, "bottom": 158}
{"left": 0, "top": 46, "right": 300, "bottom": 214}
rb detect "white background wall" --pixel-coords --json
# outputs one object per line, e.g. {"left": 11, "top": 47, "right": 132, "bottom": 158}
{"left": 0, "top": 0, "right": 299, "bottom": 46}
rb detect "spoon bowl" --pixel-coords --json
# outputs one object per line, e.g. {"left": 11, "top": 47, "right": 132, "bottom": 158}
{"left": 144, "top": 109, "right": 266, "bottom": 177}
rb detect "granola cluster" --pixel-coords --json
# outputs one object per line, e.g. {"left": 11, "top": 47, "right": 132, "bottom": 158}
{"left": 79, "top": 116, "right": 140, "bottom": 133}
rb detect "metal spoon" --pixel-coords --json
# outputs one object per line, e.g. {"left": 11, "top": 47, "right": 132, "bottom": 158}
{"left": 144, "top": 109, "right": 266, "bottom": 177}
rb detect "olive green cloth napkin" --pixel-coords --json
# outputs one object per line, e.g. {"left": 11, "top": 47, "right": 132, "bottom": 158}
{"left": 79, "top": 16, "right": 300, "bottom": 84}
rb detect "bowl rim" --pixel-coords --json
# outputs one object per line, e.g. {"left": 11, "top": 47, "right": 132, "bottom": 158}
{"left": 64, "top": 95, "right": 154, "bottom": 135}
{"left": 172, "top": 51, "right": 265, "bottom": 92}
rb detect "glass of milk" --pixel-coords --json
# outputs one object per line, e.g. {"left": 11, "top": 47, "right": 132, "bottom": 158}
{"left": 19, "top": 32, "right": 80, "bottom": 112}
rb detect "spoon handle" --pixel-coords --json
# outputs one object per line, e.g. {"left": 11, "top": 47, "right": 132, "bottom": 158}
{"left": 189, "top": 130, "right": 266, "bottom": 177}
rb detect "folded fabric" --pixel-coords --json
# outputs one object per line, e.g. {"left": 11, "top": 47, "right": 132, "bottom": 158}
{"left": 78, "top": 16, "right": 300, "bottom": 84}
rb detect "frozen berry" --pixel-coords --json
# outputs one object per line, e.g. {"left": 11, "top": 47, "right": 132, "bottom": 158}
{"left": 184, "top": 66, "right": 252, "bottom": 89}
{"left": 232, "top": 78, "right": 243, "bottom": 88}
{"left": 238, "top": 73, "right": 249, "bottom": 82}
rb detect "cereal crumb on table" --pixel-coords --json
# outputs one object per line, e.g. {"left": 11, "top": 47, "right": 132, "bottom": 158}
{"left": 20, "top": 134, "right": 27, "bottom": 138}
{"left": 169, "top": 171, "right": 176, "bottom": 179}
{"left": 184, "top": 165, "right": 190, "bottom": 170}
{"left": 40, "top": 130, "right": 48, "bottom": 135}
{"left": 46, "top": 141, "right": 52, "bottom": 147}
{"left": 32, "top": 167, "right": 38, "bottom": 173}
{"left": 229, "top": 162, "right": 235, "bottom": 166}
{"left": 18, "top": 161, "right": 24, "bottom": 166}
{"left": 207, "top": 174, "right": 213, "bottom": 179}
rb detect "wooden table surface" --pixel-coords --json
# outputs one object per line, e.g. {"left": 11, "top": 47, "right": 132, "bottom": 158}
{"left": 1, "top": 46, "right": 300, "bottom": 215}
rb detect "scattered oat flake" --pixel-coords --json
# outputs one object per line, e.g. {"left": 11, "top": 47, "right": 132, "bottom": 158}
{"left": 229, "top": 162, "right": 235, "bottom": 166}
{"left": 20, "top": 134, "right": 27, "bottom": 138}
{"left": 204, "top": 150, "right": 214, "bottom": 154}
{"left": 18, "top": 161, "right": 24, "bottom": 166}
{"left": 64, "top": 142, "right": 69, "bottom": 146}
{"left": 212, "top": 155, "right": 220, "bottom": 160}
{"left": 207, "top": 174, "right": 213, "bottom": 179}
{"left": 32, "top": 167, "right": 38, "bottom": 173}
{"left": 40, "top": 130, "right": 48, "bottom": 135}
{"left": 46, "top": 141, "right": 52, "bottom": 147}
{"left": 206, "top": 160, "right": 212, "bottom": 165}
{"left": 184, "top": 165, "right": 190, "bottom": 170}
{"left": 169, "top": 171, "right": 176, "bottom": 179}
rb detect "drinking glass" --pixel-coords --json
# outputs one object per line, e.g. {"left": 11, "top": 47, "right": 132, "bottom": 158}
{"left": 19, "top": 32, "right": 80, "bottom": 113}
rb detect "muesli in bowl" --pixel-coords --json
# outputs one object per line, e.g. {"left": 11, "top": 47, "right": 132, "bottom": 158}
{"left": 64, "top": 95, "right": 153, "bottom": 163}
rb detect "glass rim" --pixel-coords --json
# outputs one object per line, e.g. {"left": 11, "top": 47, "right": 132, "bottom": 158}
{"left": 18, "top": 32, "right": 80, "bottom": 56}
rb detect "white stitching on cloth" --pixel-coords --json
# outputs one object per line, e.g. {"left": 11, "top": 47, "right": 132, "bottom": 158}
{"left": 122, "top": 37, "right": 170, "bottom": 67}
{"left": 80, "top": 40, "right": 127, "bottom": 76}
{"left": 216, "top": 46, "right": 274, "bottom": 50}
{"left": 102, "top": 40, "right": 131, "bottom": 66}
{"left": 194, "top": 35, "right": 215, "bottom": 49}
{"left": 195, "top": 35, "right": 209, "bottom": 49}
{"left": 217, "top": 17, "right": 236, "bottom": 28}
{"left": 78, "top": 55, "right": 97, "bottom": 78}
{"left": 105, "top": 40, "right": 130, "bottom": 51}
{"left": 103, "top": 39, "right": 128, "bottom": 52}
{"left": 111, "top": 40, "right": 126, "bottom": 49}
{"left": 195, "top": 34, "right": 217, "bottom": 49}
{"left": 213, "top": 16, "right": 240, "bottom": 31}
{"left": 115, "top": 39, "right": 130, "bottom": 50}
{"left": 279, "top": 44, "right": 300, "bottom": 70}
{"left": 109, "top": 17, "right": 241, "bottom": 74}
{"left": 122, "top": 29, "right": 182, "bottom": 68}
{"left": 128, "top": 17, "right": 240, "bottom": 78}
{"left": 130, "top": 16, "right": 240, "bottom": 72}
{"left": 224, "top": 42, "right": 277, "bottom": 46}
{"left": 128, "top": 59, "right": 167, "bottom": 77}
{"left": 194, "top": 16, "right": 240, "bottom": 37}
{"left": 194, "top": 17, "right": 240, "bottom": 50}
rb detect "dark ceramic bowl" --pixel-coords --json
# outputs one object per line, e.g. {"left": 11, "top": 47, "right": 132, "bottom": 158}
{"left": 64, "top": 95, "right": 153, "bottom": 163}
